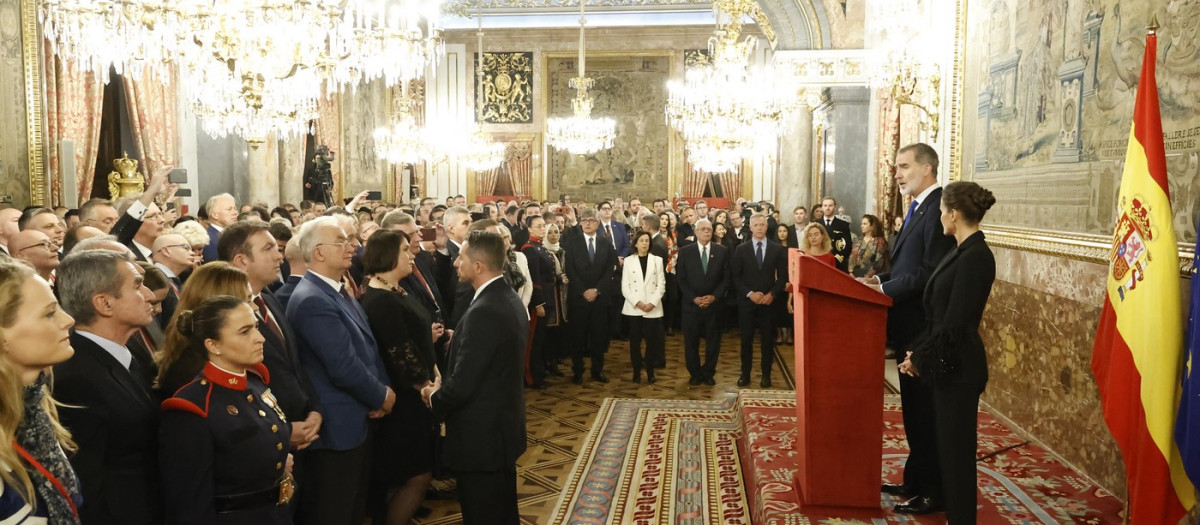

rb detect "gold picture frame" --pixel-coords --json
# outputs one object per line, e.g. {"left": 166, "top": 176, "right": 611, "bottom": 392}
{"left": 21, "top": 0, "right": 45, "bottom": 206}
{"left": 946, "top": 0, "right": 1194, "bottom": 274}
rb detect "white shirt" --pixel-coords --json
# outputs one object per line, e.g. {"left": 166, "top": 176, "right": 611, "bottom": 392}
{"left": 912, "top": 183, "right": 941, "bottom": 209}
{"left": 211, "top": 223, "right": 225, "bottom": 233}
{"left": 583, "top": 233, "right": 598, "bottom": 248}
{"left": 76, "top": 330, "right": 133, "bottom": 371}
{"left": 155, "top": 262, "right": 178, "bottom": 280}
{"left": 308, "top": 270, "right": 345, "bottom": 294}
{"left": 132, "top": 240, "right": 153, "bottom": 261}
{"left": 125, "top": 201, "right": 148, "bottom": 221}
{"left": 471, "top": 275, "right": 505, "bottom": 304}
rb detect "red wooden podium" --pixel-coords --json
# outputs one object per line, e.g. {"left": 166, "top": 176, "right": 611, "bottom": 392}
{"left": 789, "top": 250, "right": 892, "bottom": 512}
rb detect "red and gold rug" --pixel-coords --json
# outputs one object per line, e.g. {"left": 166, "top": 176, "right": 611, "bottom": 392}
{"left": 552, "top": 390, "right": 1126, "bottom": 524}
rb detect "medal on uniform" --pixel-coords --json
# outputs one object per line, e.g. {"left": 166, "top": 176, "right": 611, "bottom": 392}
{"left": 262, "top": 388, "right": 287, "bottom": 422}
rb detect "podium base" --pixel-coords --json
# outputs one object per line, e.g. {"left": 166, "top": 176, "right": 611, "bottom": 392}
{"left": 793, "top": 473, "right": 885, "bottom": 518}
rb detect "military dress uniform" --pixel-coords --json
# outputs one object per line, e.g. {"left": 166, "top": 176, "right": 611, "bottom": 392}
{"left": 159, "top": 362, "right": 294, "bottom": 525}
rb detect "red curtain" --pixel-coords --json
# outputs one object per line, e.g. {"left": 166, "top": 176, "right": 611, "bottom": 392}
{"left": 44, "top": 40, "right": 104, "bottom": 206}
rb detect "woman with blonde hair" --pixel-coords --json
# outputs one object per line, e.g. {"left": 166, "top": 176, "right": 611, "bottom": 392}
{"left": 157, "top": 262, "right": 253, "bottom": 395}
{"left": 799, "top": 223, "right": 837, "bottom": 268}
{"left": 0, "top": 262, "right": 82, "bottom": 523}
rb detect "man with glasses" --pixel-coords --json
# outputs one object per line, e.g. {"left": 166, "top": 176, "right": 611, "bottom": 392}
{"left": 152, "top": 233, "right": 192, "bottom": 324}
{"left": 286, "top": 216, "right": 394, "bottom": 525}
{"left": 10, "top": 229, "right": 60, "bottom": 282}
{"left": 20, "top": 208, "right": 66, "bottom": 259}
{"left": 564, "top": 208, "right": 618, "bottom": 383}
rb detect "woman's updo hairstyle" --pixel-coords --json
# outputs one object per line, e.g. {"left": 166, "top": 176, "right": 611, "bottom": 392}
{"left": 176, "top": 295, "right": 246, "bottom": 341}
{"left": 941, "top": 181, "right": 996, "bottom": 224}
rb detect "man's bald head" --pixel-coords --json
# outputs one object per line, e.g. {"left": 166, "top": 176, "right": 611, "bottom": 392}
{"left": 153, "top": 233, "right": 188, "bottom": 252}
{"left": 10, "top": 229, "right": 60, "bottom": 277}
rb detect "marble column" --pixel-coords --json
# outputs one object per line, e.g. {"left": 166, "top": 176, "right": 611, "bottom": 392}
{"left": 246, "top": 138, "right": 280, "bottom": 207}
{"left": 776, "top": 107, "right": 814, "bottom": 214}
{"left": 823, "top": 86, "right": 870, "bottom": 220}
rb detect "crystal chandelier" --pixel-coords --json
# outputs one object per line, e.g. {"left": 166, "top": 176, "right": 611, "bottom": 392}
{"left": 545, "top": 0, "right": 616, "bottom": 156}
{"left": 374, "top": 81, "right": 440, "bottom": 165}
{"left": 665, "top": 1, "right": 799, "bottom": 173}
{"left": 445, "top": 9, "right": 505, "bottom": 172}
{"left": 39, "top": 0, "right": 445, "bottom": 142}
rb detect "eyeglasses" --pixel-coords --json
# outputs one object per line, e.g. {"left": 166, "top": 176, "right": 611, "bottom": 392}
{"left": 317, "top": 239, "right": 354, "bottom": 250}
{"left": 18, "top": 240, "right": 58, "bottom": 252}
{"left": 159, "top": 243, "right": 190, "bottom": 252}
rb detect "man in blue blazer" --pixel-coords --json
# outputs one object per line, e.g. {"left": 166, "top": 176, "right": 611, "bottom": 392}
{"left": 286, "top": 217, "right": 395, "bottom": 525}
{"left": 597, "top": 200, "right": 630, "bottom": 339}
{"left": 863, "top": 143, "right": 956, "bottom": 514}
{"left": 201, "top": 193, "right": 238, "bottom": 264}
{"left": 730, "top": 214, "right": 788, "bottom": 388}
{"left": 423, "top": 230, "right": 528, "bottom": 525}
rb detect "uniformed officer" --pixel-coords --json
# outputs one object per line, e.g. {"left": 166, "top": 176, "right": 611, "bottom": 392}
{"left": 159, "top": 296, "right": 295, "bottom": 525}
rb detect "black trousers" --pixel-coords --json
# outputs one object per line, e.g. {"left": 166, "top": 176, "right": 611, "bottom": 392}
{"left": 663, "top": 273, "right": 680, "bottom": 331}
{"left": 296, "top": 432, "right": 373, "bottom": 525}
{"left": 570, "top": 300, "right": 610, "bottom": 376}
{"left": 737, "top": 301, "right": 776, "bottom": 378}
{"left": 456, "top": 466, "right": 520, "bottom": 525}
{"left": 899, "top": 371, "right": 941, "bottom": 499}
{"left": 627, "top": 315, "right": 664, "bottom": 370}
{"left": 933, "top": 382, "right": 981, "bottom": 525}
{"left": 681, "top": 304, "right": 723, "bottom": 380}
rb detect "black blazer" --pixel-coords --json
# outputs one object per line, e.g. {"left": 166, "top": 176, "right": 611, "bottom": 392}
{"left": 259, "top": 289, "right": 320, "bottom": 422}
{"left": 878, "top": 188, "right": 956, "bottom": 348}
{"left": 431, "top": 278, "right": 529, "bottom": 472}
{"left": 675, "top": 242, "right": 729, "bottom": 310}
{"left": 818, "top": 217, "right": 853, "bottom": 272}
{"left": 403, "top": 250, "right": 445, "bottom": 318}
{"left": 785, "top": 223, "right": 804, "bottom": 249}
{"left": 563, "top": 232, "right": 618, "bottom": 305}
{"left": 650, "top": 234, "right": 669, "bottom": 261}
{"left": 730, "top": 238, "right": 787, "bottom": 304}
{"left": 54, "top": 330, "right": 163, "bottom": 525}
{"left": 910, "top": 231, "right": 995, "bottom": 391}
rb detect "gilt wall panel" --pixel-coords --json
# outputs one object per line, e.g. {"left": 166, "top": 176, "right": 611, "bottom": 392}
{"left": 545, "top": 54, "right": 670, "bottom": 203}
{"left": 0, "top": 0, "right": 31, "bottom": 207}
{"left": 960, "top": 0, "right": 1200, "bottom": 242}
{"left": 478, "top": 52, "right": 533, "bottom": 124}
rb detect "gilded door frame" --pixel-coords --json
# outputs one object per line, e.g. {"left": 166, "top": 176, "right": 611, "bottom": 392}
{"left": 21, "top": 0, "right": 45, "bottom": 206}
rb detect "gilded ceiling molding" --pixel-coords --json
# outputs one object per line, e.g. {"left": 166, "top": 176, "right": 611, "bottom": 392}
{"left": 773, "top": 48, "right": 869, "bottom": 85}
{"left": 443, "top": 0, "right": 710, "bottom": 16}
{"left": 983, "top": 225, "right": 1195, "bottom": 277}
{"left": 755, "top": 0, "right": 830, "bottom": 50}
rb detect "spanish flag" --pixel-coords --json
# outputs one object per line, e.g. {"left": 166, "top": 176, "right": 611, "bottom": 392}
{"left": 1091, "top": 25, "right": 1196, "bottom": 524}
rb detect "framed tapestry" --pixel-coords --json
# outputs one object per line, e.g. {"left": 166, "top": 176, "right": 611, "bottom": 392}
{"left": 543, "top": 52, "right": 675, "bottom": 204}
{"left": 953, "top": 0, "right": 1196, "bottom": 270}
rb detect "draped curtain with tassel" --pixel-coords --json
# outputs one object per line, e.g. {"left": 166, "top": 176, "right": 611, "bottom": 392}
{"left": 44, "top": 41, "right": 104, "bottom": 206}
{"left": 875, "top": 92, "right": 903, "bottom": 225}
{"left": 476, "top": 160, "right": 499, "bottom": 197}
{"left": 718, "top": 170, "right": 740, "bottom": 199}
{"left": 508, "top": 141, "right": 532, "bottom": 198}
{"left": 123, "top": 68, "right": 179, "bottom": 181}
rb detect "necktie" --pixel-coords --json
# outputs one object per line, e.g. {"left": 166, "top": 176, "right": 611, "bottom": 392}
{"left": 755, "top": 241, "right": 763, "bottom": 268}
{"left": 411, "top": 265, "right": 440, "bottom": 309}
{"left": 701, "top": 245, "right": 709, "bottom": 274}
{"left": 169, "top": 276, "right": 182, "bottom": 294}
{"left": 902, "top": 200, "right": 919, "bottom": 230}
{"left": 254, "top": 296, "right": 285, "bottom": 343}
{"left": 604, "top": 224, "right": 614, "bottom": 248}
{"left": 588, "top": 236, "right": 596, "bottom": 262}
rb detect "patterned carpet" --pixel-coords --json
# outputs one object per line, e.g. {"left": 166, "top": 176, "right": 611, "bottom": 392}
{"left": 415, "top": 327, "right": 793, "bottom": 524}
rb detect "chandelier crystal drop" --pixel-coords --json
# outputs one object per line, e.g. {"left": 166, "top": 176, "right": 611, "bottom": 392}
{"left": 444, "top": 9, "right": 505, "bottom": 172}
{"left": 665, "top": 1, "right": 800, "bottom": 173}
{"left": 374, "top": 82, "right": 440, "bottom": 165}
{"left": 545, "top": 0, "right": 616, "bottom": 156}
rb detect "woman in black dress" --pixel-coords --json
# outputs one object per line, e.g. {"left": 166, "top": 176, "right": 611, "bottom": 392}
{"left": 359, "top": 230, "right": 441, "bottom": 525}
{"left": 898, "top": 181, "right": 996, "bottom": 525}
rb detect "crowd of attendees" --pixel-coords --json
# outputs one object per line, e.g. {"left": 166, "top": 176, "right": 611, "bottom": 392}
{"left": 0, "top": 163, "right": 911, "bottom": 524}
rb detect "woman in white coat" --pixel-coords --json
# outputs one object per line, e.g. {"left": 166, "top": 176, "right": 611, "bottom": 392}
{"left": 622, "top": 231, "right": 666, "bottom": 383}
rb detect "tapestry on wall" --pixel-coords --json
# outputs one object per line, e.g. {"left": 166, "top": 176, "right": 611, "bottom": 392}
{"left": 476, "top": 52, "right": 533, "bottom": 124}
{"left": 0, "top": 0, "right": 31, "bottom": 208}
{"left": 962, "top": 0, "right": 1200, "bottom": 242}
{"left": 547, "top": 55, "right": 669, "bottom": 203}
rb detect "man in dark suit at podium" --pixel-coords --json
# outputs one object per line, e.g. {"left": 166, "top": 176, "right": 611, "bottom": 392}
{"left": 862, "top": 143, "right": 956, "bottom": 514}
{"left": 730, "top": 214, "right": 787, "bottom": 388}
{"left": 675, "top": 219, "right": 729, "bottom": 385}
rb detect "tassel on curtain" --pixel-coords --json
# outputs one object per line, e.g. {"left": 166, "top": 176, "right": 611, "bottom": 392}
{"left": 123, "top": 67, "right": 179, "bottom": 182}
{"left": 43, "top": 40, "right": 104, "bottom": 206}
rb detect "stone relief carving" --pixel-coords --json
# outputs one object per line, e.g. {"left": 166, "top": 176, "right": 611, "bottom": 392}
{"left": 963, "top": 0, "right": 1200, "bottom": 242}
{"left": 546, "top": 55, "right": 669, "bottom": 203}
{"left": 477, "top": 52, "right": 533, "bottom": 124}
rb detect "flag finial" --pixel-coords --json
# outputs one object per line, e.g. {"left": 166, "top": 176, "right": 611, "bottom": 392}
{"left": 1148, "top": 15, "right": 1159, "bottom": 34}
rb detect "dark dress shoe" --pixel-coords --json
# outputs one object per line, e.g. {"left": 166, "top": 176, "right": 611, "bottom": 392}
{"left": 688, "top": 377, "right": 703, "bottom": 386}
{"left": 572, "top": 374, "right": 583, "bottom": 385}
{"left": 736, "top": 376, "right": 750, "bottom": 387}
{"left": 704, "top": 377, "right": 716, "bottom": 386}
{"left": 646, "top": 370, "right": 656, "bottom": 384}
{"left": 760, "top": 378, "right": 771, "bottom": 388}
{"left": 592, "top": 373, "right": 610, "bottom": 383}
{"left": 881, "top": 483, "right": 914, "bottom": 497}
{"left": 632, "top": 370, "right": 642, "bottom": 383}
{"left": 893, "top": 495, "right": 942, "bottom": 514}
